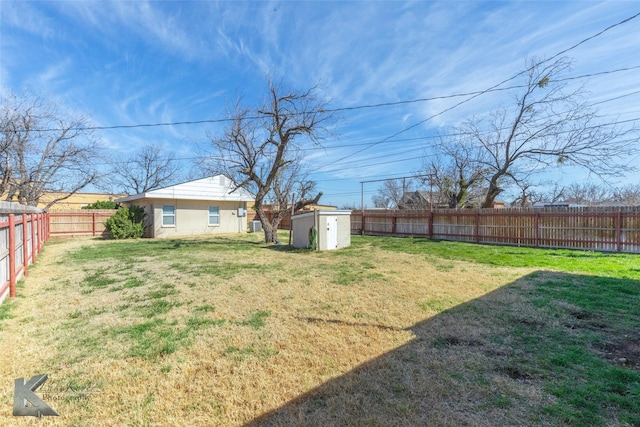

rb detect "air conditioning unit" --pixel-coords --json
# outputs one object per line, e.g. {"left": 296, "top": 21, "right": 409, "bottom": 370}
{"left": 250, "top": 221, "right": 262, "bottom": 233}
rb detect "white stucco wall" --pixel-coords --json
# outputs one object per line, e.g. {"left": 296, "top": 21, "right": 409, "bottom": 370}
{"left": 125, "top": 199, "right": 248, "bottom": 238}
{"left": 292, "top": 213, "right": 316, "bottom": 249}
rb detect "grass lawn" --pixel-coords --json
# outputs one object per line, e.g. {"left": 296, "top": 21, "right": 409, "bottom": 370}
{"left": 0, "top": 234, "right": 638, "bottom": 426}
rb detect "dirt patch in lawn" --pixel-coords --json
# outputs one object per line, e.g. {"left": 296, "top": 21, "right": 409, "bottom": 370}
{"left": 593, "top": 336, "right": 640, "bottom": 368}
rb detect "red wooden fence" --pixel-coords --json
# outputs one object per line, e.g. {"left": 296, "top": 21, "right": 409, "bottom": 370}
{"left": 351, "top": 207, "right": 640, "bottom": 253}
{"left": 0, "top": 210, "right": 49, "bottom": 303}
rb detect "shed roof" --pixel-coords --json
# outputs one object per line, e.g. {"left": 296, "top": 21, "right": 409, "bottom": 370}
{"left": 292, "top": 210, "right": 352, "bottom": 220}
{"left": 116, "top": 175, "right": 255, "bottom": 203}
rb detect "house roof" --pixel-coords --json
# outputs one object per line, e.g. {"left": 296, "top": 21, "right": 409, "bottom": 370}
{"left": 401, "top": 191, "right": 431, "bottom": 204}
{"left": 116, "top": 175, "right": 255, "bottom": 203}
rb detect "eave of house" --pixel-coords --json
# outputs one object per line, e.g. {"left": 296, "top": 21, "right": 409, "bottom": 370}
{"left": 115, "top": 175, "right": 255, "bottom": 204}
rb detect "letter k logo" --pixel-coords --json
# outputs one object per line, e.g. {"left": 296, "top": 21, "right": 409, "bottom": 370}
{"left": 13, "top": 374, "right": 59, "bottom": 417}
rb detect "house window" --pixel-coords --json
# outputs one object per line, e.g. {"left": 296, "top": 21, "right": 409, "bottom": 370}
{"left": 162, "top": 205, "right": 175, "bottom": 226}
{"left": 208, "top": 206, "right": 220, "bottom": 226}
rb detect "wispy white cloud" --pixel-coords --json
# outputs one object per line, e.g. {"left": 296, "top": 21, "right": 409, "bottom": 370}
{"left": 2, "top": 0, "right": 638, "bottom": 205}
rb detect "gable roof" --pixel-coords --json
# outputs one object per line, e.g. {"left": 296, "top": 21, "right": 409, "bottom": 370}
{"left": 115, "top": 175, "right": 254, "bottom": 203}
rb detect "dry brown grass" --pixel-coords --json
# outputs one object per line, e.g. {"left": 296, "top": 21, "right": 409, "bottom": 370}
{"left": 0, "top": 234, "right": 551, "bottom": 426}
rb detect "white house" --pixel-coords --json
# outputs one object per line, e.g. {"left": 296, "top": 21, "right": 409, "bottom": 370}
{"left": 116, "top": 175, "right": 254, "bottom": 238}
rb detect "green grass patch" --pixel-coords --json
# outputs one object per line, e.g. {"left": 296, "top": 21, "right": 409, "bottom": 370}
{"left": 69, "top": 235, "right": 264, "bottom": 264}
{"left": 145, "top": 285, "right": 177, "bottom": 299}
{"left": 331, "top": 261, "right": 385, "bottom": 286}
{"left": 192, "top": 261, "right": 266, "bottom": 279}
{"left": 135, "top": 299, "right": 177, "bottom": 318}
{"left": 194, "top": 304, "right": 215, "bottom": 313}
{"left": 239, "top": 310, "right": 271, "bottom": 329}
{"left": 0, "top": 298, "right": 15, "bottom": 327}
{"left": 111, "top": 318, "right": 190, "bottom": 359}
{"left": 80, "top": 268, "right": 119, "bottom": 292}
{"left": 123, "top": 277, "right": 145, "bottom": 288}
{"left": 361, "top": 236, "right": 640, "bottom": 279}
{"left": 419, "top": 298, "right": 460, "bottom": 313}
{"left": 186, "top": 316, "right": 226, "bottom": 329}
{"left": 109, "top": 277, "right": 146, "bottom": 292}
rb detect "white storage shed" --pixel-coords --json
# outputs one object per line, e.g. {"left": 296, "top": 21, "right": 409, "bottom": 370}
{"left": 291, "top": 210, "right": 351, "bottom": 251}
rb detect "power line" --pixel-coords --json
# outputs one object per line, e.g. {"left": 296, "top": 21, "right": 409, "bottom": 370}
{"left": 547, "top": 12, "right": 640, "bottom": 62}
{"left": 311, "top": 117, "right": 640, "bottom": 174}
{"left": 313, "top": 83, "right": 640, "bottom": 169}
{"left": 9, "top": 65, "right": 639, "bottom": 133}
{"left": 305, "top": 91, "right": 640, "bottom": 158}
{"left": 591, "top": 90, "right": 640, "bottom": 106}
{"left": 312, "top": 12, "right": 640, "bottom": 171}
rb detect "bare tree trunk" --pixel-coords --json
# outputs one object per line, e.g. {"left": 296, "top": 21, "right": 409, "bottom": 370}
{"left": 263, "top": 223, "right": 277, "bottom": 244}
{"left": 482, "top": 177, "right": 502, "bottom": 208}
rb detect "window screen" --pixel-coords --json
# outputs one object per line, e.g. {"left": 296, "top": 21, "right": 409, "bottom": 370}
{"left": 208, "top": 206, "right": 220, "bottom": 225}
{"left": 162, "top": 205, "right": 175, "bottom": 226}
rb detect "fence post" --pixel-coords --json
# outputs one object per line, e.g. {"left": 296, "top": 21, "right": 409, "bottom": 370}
{"left": 361, "top": 212, "right": 366, "bottom": 235}
{"left": 93, "top": 212, "right": 97, "bottom": 236}
{"left": 429, "top": 211, "right": 434, "bottom": 238}
{"left": 475, "top": 212, "right": 480, "bottom": 243}
{"left": 36, "top": 214, "right": 41, "bottom": 253}
{"left": 31, "top": 214, "right": 37, "bottom": 265}
{"left": 616, "top": 210, "right": 622, "bottom": 253}
{"left": 8, "top": 214, "right": 16, "bottom": 298}
{"left": 22, "top": 214, "right": 29, "bottom": 277}
{"left": 36, "top": 213, "right": 41, "bottom": 252}
{"left": 392, "top": 216, "right": 397, "bottom": 235}
{"left": 38, "top": 213, "right": 45, "bottom": 253}
{"left": 40, "top": 213, "right": 45, "bottom": 248}
{"left": 44, "top": 212, "right": 49, "bottom": 241}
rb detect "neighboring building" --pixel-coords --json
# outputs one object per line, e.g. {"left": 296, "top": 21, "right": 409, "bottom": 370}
{"left": 532, "top": 202, "right": 584, "bottom": 209}
{"left": 399, "top": 191, "right": 506, "bottom": 210}
{"left": 2, "top": 192, "right": 119, "bottom": 210}
{"left": 116, "top": 175, "right": 254, "bottom": 238}
{"left": 297, "top": 204, "right": 338, "bottom": 212}
{"left": 398, "top": 191, "right": 432, "bottom": 210}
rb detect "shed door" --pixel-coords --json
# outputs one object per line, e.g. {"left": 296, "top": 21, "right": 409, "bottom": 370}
{"left": 326, "top": 216, "right": 338, "bottom": 250}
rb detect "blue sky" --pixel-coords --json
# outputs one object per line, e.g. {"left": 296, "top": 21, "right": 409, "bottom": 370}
{"left": 1, "top": 1, "right": 639, "bottom": 207}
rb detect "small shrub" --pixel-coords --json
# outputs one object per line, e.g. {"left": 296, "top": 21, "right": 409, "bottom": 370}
{"left": 104, "top": 205, "right": 145, "bottom": 239}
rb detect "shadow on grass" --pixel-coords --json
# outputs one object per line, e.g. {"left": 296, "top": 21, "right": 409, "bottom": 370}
{"left": 247, "top": 272, "right": 640, "bottom": 426}
{"left": 263, "top": 244, "right": 309, "bottom": 253}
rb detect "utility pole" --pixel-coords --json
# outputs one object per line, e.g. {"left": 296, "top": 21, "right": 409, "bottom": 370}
{"left": 289, "top": 193, "right": 295, "bottom": 245}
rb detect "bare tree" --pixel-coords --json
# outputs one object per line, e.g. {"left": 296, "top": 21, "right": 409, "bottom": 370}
{"left": 612, "top": 184, "right": 640, "bottom": 205}
{"left": 562, "top": 182, "right": 612, "bottom": 206}
{"left": 208, "top": 82, "right": 334, "bottom": 243}
{"left": 422, "top": 136, "right": 487, "bottom": 208}
{"left": 548, "top": 182, "right": 640, "bottom": 206}
{"left": 511, "top": 181, "right": 566, "bottom": 207}
{"left": 372, "top": 179, "right": 405, "bottom": 208}
{"left": 108, "top": 144, "right": 180, "bottom": 195}
{"left": 0, "top": 92, "right": 99, "bottom": 208}
{"left": 459, "top": 57, "right": 637, "bottom": 208}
